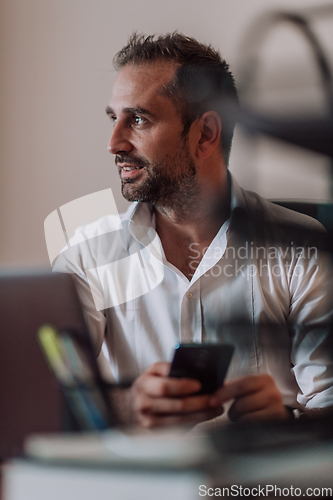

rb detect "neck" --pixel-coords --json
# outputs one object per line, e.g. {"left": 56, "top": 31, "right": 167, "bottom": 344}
{"left": 154, "top": 170, "right": 230, "bottom": 246}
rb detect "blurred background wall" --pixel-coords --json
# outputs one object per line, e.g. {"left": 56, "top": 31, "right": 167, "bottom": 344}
{"left": 0, "top": 0, "right": 332, "bottom": 268}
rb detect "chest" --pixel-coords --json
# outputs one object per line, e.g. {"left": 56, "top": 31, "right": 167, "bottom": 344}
{"left": 161, "top": 239, "right": 208, "bottom": 281}
{"left": 105, "top": 264, "right": 291, "bottom": 385}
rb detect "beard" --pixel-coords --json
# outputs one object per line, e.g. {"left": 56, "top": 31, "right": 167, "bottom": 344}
{"left": 116, "top": 138, "right": 201, "bottom": 215}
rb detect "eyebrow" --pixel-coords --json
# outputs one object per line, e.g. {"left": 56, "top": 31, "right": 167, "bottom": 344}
{"left": 105, "top": 106, "right": 155, "bottom": 118}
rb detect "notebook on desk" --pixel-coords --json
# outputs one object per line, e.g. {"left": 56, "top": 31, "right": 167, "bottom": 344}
{"left": 0, "top": 271, "right": 115, "bottom": 459}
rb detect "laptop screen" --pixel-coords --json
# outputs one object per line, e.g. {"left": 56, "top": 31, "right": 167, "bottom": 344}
{"left": 0, "top": 271, "right": 114, "bottom": 459}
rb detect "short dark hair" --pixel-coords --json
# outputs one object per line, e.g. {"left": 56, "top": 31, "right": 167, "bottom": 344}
{"left": 113, "top": 32, "right": 239, "bottom": 166}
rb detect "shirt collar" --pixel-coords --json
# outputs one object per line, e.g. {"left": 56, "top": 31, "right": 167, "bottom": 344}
{"left": 126, "top": 202, "right": 157, "bottom": 247}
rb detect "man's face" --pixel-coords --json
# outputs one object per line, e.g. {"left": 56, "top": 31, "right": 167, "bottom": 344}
{"left": 107, "top": 62, "right": 200, "bottom": 209}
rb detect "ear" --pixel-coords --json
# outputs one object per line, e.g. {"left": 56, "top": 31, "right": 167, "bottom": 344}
{"left": 196, "top": 111, "right": 222, "bottom": 159}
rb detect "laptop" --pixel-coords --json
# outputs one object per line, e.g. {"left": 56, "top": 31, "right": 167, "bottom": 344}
{"left": 0, "top": 271, "right": 114, "bottom": 459}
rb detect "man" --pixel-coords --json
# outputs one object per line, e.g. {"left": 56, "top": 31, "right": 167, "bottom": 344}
{"left": 54, "top": 33, "right": 333, "bottom": 428}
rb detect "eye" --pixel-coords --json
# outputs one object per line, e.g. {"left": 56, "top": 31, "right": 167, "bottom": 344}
{"left": 110, "top": 115, "right": 117, "bottom": 125}
{"left": 133, "top": 115, "right": 146, "bottom": 126}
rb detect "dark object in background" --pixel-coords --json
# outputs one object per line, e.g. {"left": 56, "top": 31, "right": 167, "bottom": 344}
{"left": 271, "top": 200, "right": 333, "bottom": 230}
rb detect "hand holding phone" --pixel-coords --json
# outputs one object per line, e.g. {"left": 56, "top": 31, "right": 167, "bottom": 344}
{"left": 169, "top": 343, "right": 234, "bottom": 394}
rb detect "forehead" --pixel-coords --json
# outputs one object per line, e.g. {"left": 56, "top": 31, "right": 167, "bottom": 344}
{"left": 109, "top": 61, "right": 177, "bottom": 112}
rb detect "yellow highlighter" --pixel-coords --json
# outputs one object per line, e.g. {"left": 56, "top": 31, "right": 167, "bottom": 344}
{"left": 37, "top": 325, "right": 74, "bottom": 385}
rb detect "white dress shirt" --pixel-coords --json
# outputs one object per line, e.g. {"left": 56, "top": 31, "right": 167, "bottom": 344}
{"left": 54, "top": 175, "right": 333, "bottom": 410}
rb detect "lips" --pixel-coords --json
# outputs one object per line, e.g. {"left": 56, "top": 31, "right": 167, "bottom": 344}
{"left": 121, "top": 165, "right": 143, "bottom": 171}
{"left": 115, "top": 154, "right": 147, "bottom": 179}
{"left": 119, "top": 164, "right": 145, "bottom": 179}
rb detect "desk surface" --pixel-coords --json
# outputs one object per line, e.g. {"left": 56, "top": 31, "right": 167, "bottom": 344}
{"left": 2, "top": 418, "right": 333, "bottom": 500}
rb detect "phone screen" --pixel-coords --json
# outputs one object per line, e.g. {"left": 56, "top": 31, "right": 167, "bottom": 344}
{"left": 169, "top": 343, "right": 234, "bottom": 394}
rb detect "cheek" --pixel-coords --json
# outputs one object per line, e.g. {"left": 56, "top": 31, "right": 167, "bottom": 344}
{"left": 137, "top": 135, "right": 177, "bottom": 159}
{"left": 134, "top": 121, "right": 184, "bottom": 159}
{"left": 153, "top": 129, "right": 184, "bottom": 153}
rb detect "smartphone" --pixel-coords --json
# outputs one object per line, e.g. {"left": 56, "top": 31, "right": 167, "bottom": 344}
{"left": 169, "top": 343, "right": 234, "bottom": 394}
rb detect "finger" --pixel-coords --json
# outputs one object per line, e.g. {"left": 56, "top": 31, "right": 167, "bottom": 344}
{"left": 214, "top": 374, "right": 275, "bottom": 404}
{"left": 137, "top": 407, "right": 224, "bottom": 429}
{"left": 134, "top": 393, "right": 222, "bottom": 415}
{"left": 227, "top": 389, "right": 279, "bottom": 421}
{"left": 136, "top": 374, "right": 202, "bottom": 398}
{"left": 146, "top": 362, "right": 172, "bottom": 377}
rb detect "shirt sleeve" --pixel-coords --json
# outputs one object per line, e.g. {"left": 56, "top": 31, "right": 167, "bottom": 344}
{"left": 52, "top": 235, "right": 107, "bottom": 358}
{"left": 288, "top": 247, "right": 333, "bottom": 410}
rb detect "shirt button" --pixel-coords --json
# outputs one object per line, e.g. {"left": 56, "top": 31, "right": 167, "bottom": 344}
{"left": 186, "top": 292, "right": 193, "bottom": 299}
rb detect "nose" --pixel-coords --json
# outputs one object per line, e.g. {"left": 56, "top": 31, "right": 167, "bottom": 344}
{"left": 107, "top": 122, "right": 133, "bottom": 155}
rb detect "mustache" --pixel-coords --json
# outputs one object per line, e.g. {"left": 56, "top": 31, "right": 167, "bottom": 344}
{"left": 115, "top": 154, "right": 149, "bottom": 168}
